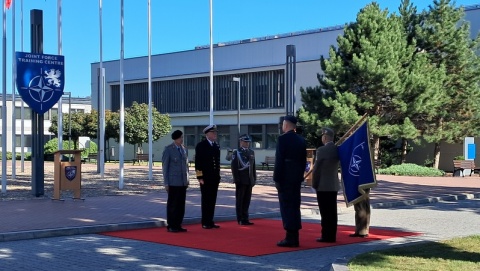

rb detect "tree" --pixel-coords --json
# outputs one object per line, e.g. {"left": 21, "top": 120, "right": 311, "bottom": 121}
{"left": 49, "top": 111, "right": 86, "bottom": 149}
{"left": 412, "top": 0, "right": 480, "bottom": 168}
{"left": 124, "top": 102, "right": 171, "bottom": 153}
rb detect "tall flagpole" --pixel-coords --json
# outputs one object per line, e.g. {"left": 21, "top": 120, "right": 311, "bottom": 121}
{"left": 147, "top": 0, "right": 153, "bottom": 180}
{"left": 20, "top": 0, "right": 24, "bottom": 173}
{"left": 98, "top": 0, "right": 105, "bottom": 177}
{"left": 11, "top": 0, "right": 16, "bottom": 180}
{"left": 57, "top": 0, "right": 63, "bottom": 152}
{"left": 209, "top": 0, "right": 213, "bottom": 125}
{"left": 2, "top": 0, "right": 8, "bottom": 193}
{"left": 119, "top": 0, "right": 124, "bottom": 188}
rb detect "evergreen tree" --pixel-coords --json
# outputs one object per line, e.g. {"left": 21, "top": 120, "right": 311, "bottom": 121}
{"left": 414, "top": 0, "right": 480, "bottom": 168}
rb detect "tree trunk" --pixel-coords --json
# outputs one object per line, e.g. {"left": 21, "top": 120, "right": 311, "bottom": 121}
{"left": 373, "top": 135, "right": 380, "bottom": 160}
{"left": 401, "top": 138, "right": 408, "bottom": 164}
{"left": 433, "top": 142, "right": 441, "bottom": 169}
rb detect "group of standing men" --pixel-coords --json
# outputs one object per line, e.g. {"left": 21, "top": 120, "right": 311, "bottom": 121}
{"left": 162, "top": 117, "right": 370, "bottom": 248}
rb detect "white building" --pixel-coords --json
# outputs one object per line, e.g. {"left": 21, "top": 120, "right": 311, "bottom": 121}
{"left": 0, "top": 95, "right": 92, "bottom": 154}
{"left": 90, "top": 5, "right": 480, "bottom": 171}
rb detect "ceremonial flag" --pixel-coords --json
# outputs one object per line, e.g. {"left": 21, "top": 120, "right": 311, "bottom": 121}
{"left": 5, "top": 0, "right": 12, "bottom": 9}
{"left": 338, "top": 120, "right": 377, "bottom": 206}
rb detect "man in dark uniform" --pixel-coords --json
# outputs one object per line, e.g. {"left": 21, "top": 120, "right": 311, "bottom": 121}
{"left": 231, "top": 134, "right": 257, "bottom": 226}
{"left": 195, "top": 124, "right": 221, "bottom": 229}
{"left": 274, "top": 115, "right": 307, "bottom": 247}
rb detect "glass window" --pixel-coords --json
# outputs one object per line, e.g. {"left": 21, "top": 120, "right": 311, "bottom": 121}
{"left": 15, "top": 107, "right": 32, "bottom": 120}
{"left": 249, "top": 125, "right": 263, "bottom": 149}
{"left": 0, "top": 106, "right": 2, "bottom": 118}
{"left": 266, "top": 124, "right": 279, "bottom": 149}
{"left": 15, "top": 135, "right": 32, "bottom": 147}
{"left": 216, "top": 125, "right": 230, "bottom": 149}
{"left": 184, "top": 126, "right": 196, "bottom": 148}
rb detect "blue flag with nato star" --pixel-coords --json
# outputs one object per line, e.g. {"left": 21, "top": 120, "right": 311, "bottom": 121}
{"left": 338, "top": 121, "right": 377, "bottom": 207}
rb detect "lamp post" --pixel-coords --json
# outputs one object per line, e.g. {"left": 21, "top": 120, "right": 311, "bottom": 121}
{"left": 232, "top": 77, "right": 241, "bottom": 136}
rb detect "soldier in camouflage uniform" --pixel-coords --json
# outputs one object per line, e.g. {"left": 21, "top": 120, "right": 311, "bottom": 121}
{"left": 231, "top": 134, "right": 257, "bottom": 225}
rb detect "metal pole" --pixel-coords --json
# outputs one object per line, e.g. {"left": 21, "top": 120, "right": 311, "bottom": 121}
{"left": 2, "top": 0, "right": 8, "bottom": 193}
{"left": 98, "top": 0, "right": 105, "bottom": 177}
{"left": 147, "top": 0, "right": 153, "bottom": 180}
{"left": 233, "top": 77, "right": 240, "bottom": 136}
{"left": 11, "top": 0, "right": 16, "bottom": 180}
{"left": 119, "top": 0, "right": 124, "bottom": 189}
{"left": 57, "top": 0, "right": 63, "bottom": 151}
{"left": 20, "top": 0, "right": 24, "bottom": 173}
{"left": 209, "top": 0, "right": 213, "bottom": 125}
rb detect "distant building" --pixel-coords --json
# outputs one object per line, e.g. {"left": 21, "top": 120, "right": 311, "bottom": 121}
{"left": 0, "top": 95, "right": 92, "bottom": 153}
{"left": 90, "top": 5, "right": 480, "bottom": 171}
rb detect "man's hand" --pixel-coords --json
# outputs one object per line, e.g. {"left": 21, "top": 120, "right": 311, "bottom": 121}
{"left": 165, "top": 185, "right": 169, "bottom": 192}
{"left": 198, "top": 179, "right": 204, "bottom": 185}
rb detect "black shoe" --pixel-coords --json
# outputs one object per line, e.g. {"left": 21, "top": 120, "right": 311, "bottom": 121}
{"left": 202, "top": 225, "right": 213, "bottom": 229}
{"left": 167, "top": 227, "right": 180, "bottom": 233}
{"left": 349, "top": 233, "right": 368, "bottom": 238}
{"left": 239, "top": 220, "right": 254, "bottom": 225}
{"left": 277, "top": 239, "right": 299, "bottom": 247}
{"left": 211, "top": 224, "right": 220, "bottom": 228}
{"left": 316, "top": 238, "right": 336, "bottom": 243}
{"left": 177, "top": 227, "right": 188, "bottom": 232}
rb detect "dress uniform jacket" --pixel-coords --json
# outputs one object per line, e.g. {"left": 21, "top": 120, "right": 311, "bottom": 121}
{"left": 311, "top": 142, "right": 340, "bottom": 192}
{"left": 195, "top": 139, "right": 221, "bottom": 183}
{"left": 231, "top": 148, "right": 256, "bottom": 186}
{"left": 162, "top": 143, "right": 189, "bottom": 187}
{"left": 273, "top": 130, "right": 307, "bottom": 231}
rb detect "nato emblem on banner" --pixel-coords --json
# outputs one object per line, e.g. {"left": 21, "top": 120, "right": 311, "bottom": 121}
{"left": 16, "top": 52, "right": 65, "bottom": 114}
{"left": 338, "top": 121, "right": 377, "bottom": 206}
{"left": 65, "top": 166, "right": 77, "bottom": 181}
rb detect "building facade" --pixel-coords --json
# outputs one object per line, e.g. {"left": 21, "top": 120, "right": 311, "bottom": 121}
{"left": 91, "top": 5, "right": 480, "bottom": 171}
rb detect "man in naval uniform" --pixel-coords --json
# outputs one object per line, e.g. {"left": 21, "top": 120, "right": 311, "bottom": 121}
{"left": 195, "top": 124, "right": 221, "bottom": 229}
{"left": 231, "top": 134, "right": 257, "bottom": 226}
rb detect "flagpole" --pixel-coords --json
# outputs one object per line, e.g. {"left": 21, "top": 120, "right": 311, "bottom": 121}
{"left": 11, "top": 0, "right": 16, "bottom": 180}
{"left": 57, "top": 0, "right": 63, "bottom": 153}
{"left": 20, "top": 0, "right": 24, "bottom": 173}
{"left": 209, "top": 0, "right": 213, "bottom": 125}
{"left": 2, "top": 0, "right": 8, "bottom": 193}
{"left": 147, "top": 0, "right": 153, "bottom": 180}
{"left": 119, "top": 0, "right": 124, "bottom": 188}
{"left": 336, "top": 114, "right": 368, "bottom": 146}
{"left": 98, "top": 0, "right": 105, "bottom": 177}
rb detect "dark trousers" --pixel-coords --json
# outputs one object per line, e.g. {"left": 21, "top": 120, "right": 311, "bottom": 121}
{"left": 277, "top": 182, "right": 302, "bottom": 231}
{"left": 235, "top": 183, "right": 253, "bottom": 222}
{"left": 200, "top": 180, "right": 219, "bottom": 226}
{"left": 316, "top": 191, "right": 338, "bottom": 241}
{"left": 166, "top": 186, "right": 187, "bottom": 229}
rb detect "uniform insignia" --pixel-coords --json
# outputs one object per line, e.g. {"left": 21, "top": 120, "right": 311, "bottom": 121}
{"left": 65, "top": 166, "right": 77, "bottom": 181}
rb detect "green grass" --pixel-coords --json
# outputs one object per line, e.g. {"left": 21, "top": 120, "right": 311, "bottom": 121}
{"left": 348, "top": 235, "right": 480, "bottom": 271}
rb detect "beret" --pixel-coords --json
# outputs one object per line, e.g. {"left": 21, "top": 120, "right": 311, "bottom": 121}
{"left": 321, "top": 127, "right": 335, "bottom": 137}
{"left": 239, "top": 134, "right": 252, "bottom": 142}
{"left": 171, "top": 130, "right": 183, "bottom": 140}
{"left": 203, "top": 124, "right": 217, "bottom": 134}
{"left": 284, "top": 115, "right": 297, "bottom": 124}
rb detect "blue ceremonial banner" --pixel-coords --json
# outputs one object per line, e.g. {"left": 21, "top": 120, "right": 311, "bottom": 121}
{"left": 16, "top": 52, "right": 65, "bottom": 114}
{"left": 338, "top": 121, "right": 377, "bottom": 207}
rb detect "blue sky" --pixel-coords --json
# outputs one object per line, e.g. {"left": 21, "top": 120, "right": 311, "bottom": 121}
{"left": 2, "top": 0, "right": 479, "bottom": 98}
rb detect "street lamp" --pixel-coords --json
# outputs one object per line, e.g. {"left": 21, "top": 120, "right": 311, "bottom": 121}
{"left": 232, "top": 77, "right": 241, "bottom": 136}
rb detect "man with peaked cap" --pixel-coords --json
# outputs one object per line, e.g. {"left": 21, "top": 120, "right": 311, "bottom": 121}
{"left": 274, "top": 115, "right": 307, "bottom": 247}
{"left": 231, "top": 134, "right": 257, "bottom": 226}
{"left": 195, "top": 124, "right": 221, "bottom": 229}
{"left": 162, "top": 130, "right": 189, "bottom": 233}
{"left": 311, "top": 127, "right": 340, "bottom": 243}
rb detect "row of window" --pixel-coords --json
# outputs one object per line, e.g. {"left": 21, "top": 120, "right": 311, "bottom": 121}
{"left": 110, "top": 70, "right": 285, "bottom": 114}
{"left": 0, "top": 107, "right": 84, "bottom": 120}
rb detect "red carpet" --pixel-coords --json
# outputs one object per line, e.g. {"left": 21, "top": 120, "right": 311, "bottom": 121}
{"left": 101, "top": 219, "right": 420, "bottom": 257}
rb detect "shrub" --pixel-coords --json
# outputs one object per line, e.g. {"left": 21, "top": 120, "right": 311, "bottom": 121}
{"left": 454, "top": 155, "right": 465, "bottom": 160}
{"left": 378, "top": 163, "right": 445, "bottom": 177}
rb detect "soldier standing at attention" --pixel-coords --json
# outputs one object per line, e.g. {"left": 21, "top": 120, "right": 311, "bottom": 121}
{"left": 231, "top": 134, "right": 257, "bottom": 226}
{"left": 195, "top": 124, "right": 221, "bottom": 229}
{"left": 274, "top": 115, "right": 307, "bottom": 247}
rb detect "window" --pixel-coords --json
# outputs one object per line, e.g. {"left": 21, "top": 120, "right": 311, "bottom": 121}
{"left": 15, "top": 107, "right": 32, "bottom": 120}
{"left": 184, "top": 126, "right": 197, "bottom": 148}
{"left": 0, "top": 106, "right": 2, "bottom": 118}
{"left": 216, "top": 125, "right": 230, "bottom": 149}
{"left": 249, "top": 125, "right": 263, "bottom": 149}
{"left": 16, "top": 135, "right": 32, "bottom": 147}
{"left": 266, "top": 124, "right": 279, "bottom": 149}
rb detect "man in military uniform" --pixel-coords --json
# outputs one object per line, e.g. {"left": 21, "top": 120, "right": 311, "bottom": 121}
{"left": 274, "top": 115, "right": 307, "bottom": 247}
{"left": 195, "top": 124, "right": 221, "bottom": 229}
{"left": 231, "top": 134, "right": 257, "bottom": 226}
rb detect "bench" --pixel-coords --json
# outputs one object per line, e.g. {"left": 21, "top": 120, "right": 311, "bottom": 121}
{"left": 453, "top": 160, "right": 480, "bottom": 177}
{"left": 85, "top": 153, "right": 98, "bottom": 163}
{"left": 261, "top": 156, "right": 275, "bottom": 170}
{"left": 133, "top": 153, "right": 154, "bottom": 165}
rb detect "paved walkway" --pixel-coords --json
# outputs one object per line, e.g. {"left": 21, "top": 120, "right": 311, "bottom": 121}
{"left": 1, "top": 170, "right": 479, "bottom": 242}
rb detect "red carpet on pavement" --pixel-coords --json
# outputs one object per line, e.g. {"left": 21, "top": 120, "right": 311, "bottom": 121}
{"left": 100, "top": 219, "right": 420, "bottom": 257}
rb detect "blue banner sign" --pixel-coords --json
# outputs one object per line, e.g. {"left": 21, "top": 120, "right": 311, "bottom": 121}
{"left": 16, "top": 52, "right": 65, "bottom": 114}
